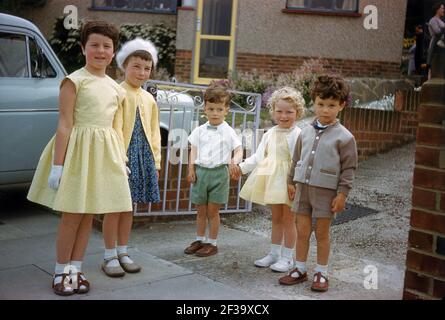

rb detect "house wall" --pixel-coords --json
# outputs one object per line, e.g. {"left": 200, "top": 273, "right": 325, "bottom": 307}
{"left": 175, "top": 0, "right": 407, "bottom": 81}
{"left": 21, "top": 0, "right": 177, "bottom": 39}
{"left": 237, "top": 0, "right": 406, "bottom": 63}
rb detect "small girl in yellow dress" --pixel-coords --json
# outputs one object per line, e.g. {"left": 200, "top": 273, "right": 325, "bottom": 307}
{"left": 27, "top": 20, "right": 132, "bottom": 296}
{"left": 101, "top": 38, "right": 161, "bottom": 277}
{"left": 236, "top": 87, "right": 305, "bottom": 273}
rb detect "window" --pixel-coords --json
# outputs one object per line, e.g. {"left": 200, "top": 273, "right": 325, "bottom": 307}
{"left": 29, "top": 38, "right": 56, "bottom": 78}
{"left": 0, "top": 32, "right": 57, "bottom": 78}
{"left": 91, "top": 0, "right": 178, "bottom": 14}
{"left": 286, "top": 0, "right": 358, "bottom": 13}
{"left": 0, "top": 32, "right": 29, "bottom": 77}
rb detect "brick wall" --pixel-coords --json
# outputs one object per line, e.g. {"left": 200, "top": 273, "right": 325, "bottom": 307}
{"left": 236, "top": 53, "right": 401, "bottom": 79}
{"left": 174, "top": 50, "right": 402, "bottom": 82}
{"left": 174, "top": 50, "right": 193, "bottom": 82}
{"left": 340, "top": 90, "right": 420, "bottom": 161}
{"left": 403, "top": 80, "right": 445, "bottom": 300}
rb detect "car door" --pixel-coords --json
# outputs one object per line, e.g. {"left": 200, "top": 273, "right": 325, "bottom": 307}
{"left": 0, "top": 27, "right": 65, "bottom": 185}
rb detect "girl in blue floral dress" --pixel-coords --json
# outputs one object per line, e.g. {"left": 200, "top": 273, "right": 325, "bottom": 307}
{"left": 102, "top": 38, "right": 161, "bottom": 277}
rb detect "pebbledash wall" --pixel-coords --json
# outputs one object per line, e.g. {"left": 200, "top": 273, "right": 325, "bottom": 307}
{"left": 175, "top": 0, "right": 407, "bottom": 82}
{"left": 21, "top": 0, "right": 177, "bottom": 39}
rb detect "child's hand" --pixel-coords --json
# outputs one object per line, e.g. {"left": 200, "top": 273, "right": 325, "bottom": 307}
{"left": 229, "top": 164, "right": 241, "bottom": 180}
{"left": 48, "top": 165, "right": 63, "bottom": 189}
{"left": 287, "top": 184, "right": 296, "bottom": 201}
{"left": 331, "top": 193, "right": 346, "bottom": 213}
{"left": 187, "top": 168, "right": 196, "bottom": 184}
{"left": 156, "top": 170, "right": 160, "bottom": 180}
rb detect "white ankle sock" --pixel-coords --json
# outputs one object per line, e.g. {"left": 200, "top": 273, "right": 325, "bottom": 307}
{"left": 282, "top": 247, "right": 294, "bottom": 260}
{"left": 70, "top": 261, "right": 86, "bottom": 290}
{"left": 270, "top": 244, "right": 281, "bottom": 257}
{"left": 117, "top": 245, "right": 133, "bottom": 264}
{"left": 104, "top": 248, "right": 120, "bottom": 267}
{"left": 70, "top": 260, "right": 82, "bottom": 274}
{"left": 196, "top": 236, "right": 206, "bottom": 242}
{"left": 55, "top": 263, "right": 69, "bottom": 274}
{"left": 294, "top": 260, "right": 307, "bottom": 273}
{"left": 314, "top": 264, "right": 328, "bottom": 276}
{"left": 207, "top": 238, "right": 217, "bottom": 246}
{"left": 54, "top": 263, "right": 70, "bottom": 285}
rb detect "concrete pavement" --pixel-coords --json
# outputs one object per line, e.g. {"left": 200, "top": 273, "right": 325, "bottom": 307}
{"left": 0, "top": 200, "right": 254, "bottom": 300}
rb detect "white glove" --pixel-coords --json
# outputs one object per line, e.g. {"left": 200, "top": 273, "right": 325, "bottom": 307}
{"left": 126, "top": 166, "right": 131, "bottom": 176}
{"left": 48, "top": 165, "right": 63, "bottom": 189}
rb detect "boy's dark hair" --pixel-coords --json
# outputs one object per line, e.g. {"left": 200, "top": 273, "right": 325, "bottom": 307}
{"left": 432, "top": 2, "right": 444, "bottom": 14}
{"left": 123, "top": 50, "right": 153, "bottom": 68}
{"left": 311, "top": 75, "right": 350, "bottom": 104}
{"left": 204, "top": 83, "right": 232, "bottom": 107}
{"left": 80, "top": 20, "right": 119, "bottom": 52}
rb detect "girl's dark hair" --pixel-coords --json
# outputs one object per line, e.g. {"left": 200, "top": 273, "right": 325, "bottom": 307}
{"left": 432, "top": 2, "right": 444, "bottom": 14}
{"left": 123, "top": 50, "right": 153, "bottom": 68}
{"left": 311, "top": 75, "right": 350, "bottom": 104}
{"left": 80, "top": 20, "right": 119, "bottom": 52}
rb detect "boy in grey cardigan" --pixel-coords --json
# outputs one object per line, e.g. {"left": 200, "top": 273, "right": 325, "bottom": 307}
{"left": 279, "top": 75, "right": 358, "bottom": 292}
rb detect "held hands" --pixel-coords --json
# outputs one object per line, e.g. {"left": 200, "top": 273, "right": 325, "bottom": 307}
{"left": 288, "top": 184, "right": 296, "bottom": 201}
{"left": 229, "top": 164, "right": 242, "bottom": 180}
{"left": 187, "top": 166, "right": 196, "bottom": 184}
{"left": 48, "top": 165, "right": 63, "bottom": 190}
{"left": 331, "top": 192, "right": 347, "bottom": 214}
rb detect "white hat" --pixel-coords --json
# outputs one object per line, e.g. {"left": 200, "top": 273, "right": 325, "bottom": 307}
{"left": 116, "top": 37, "right": 159, "bottom": 71}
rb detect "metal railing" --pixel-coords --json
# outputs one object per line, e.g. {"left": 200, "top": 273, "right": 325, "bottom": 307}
{"left": 134, "top": 80, "right": 262, "bottom": 216}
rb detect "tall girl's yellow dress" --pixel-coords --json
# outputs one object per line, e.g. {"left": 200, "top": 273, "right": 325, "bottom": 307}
{"left": 27, "top": 67, "right": 133, "bottom": 214}
{"left": 239, "top": 128, "right": 293, "bottom": 207}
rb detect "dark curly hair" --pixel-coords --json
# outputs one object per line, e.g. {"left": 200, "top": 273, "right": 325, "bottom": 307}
{"left": 432, "top": 2, "right": 445, "bottom": 15}
{"left": 204, "top": 81, "right": 232, "bottom": 107}
{"left": 310, "top": 75, "right": 350, "bottom": 104}
{"left": 80, "top": 20, "right": 119, "bottom": 52}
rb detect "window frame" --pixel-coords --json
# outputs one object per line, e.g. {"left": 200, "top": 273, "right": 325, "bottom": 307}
{"left": 90, "top": 0, "right": 178, "bottom": 14}
{"left": 0, "top": 30, "right": 59, "bottom": 79}
{"left": 285, "top": 0, "right": 359, "bottom": 14}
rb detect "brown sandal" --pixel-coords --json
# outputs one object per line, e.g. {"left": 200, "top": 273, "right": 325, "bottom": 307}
{"left": 279, "top": 267, "right": 308, "bottom": 285}
{"left": 311, "top": 272, "right": 329, "bottom": 292}
{"left": 52, "top": 273, "right": 74, "bottom": 296}
{"left": 72, "top": 272, "right": 90, "bottom": 294}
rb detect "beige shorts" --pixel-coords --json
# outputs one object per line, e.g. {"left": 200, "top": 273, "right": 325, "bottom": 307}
{"left": 291, "top": 183, "right": 337, "bottom": 219}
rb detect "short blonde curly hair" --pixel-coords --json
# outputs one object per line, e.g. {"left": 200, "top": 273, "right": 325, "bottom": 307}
{"left": 267, "top": 87, "right": 305, "bottom": 119}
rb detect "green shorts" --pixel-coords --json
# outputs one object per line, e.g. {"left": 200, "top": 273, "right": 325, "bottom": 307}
{"left": 191, "top": 165, "right": 229, "bottom": 205}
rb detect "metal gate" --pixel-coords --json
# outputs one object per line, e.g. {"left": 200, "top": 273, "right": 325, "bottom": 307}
{"left": 135, "top": 80, "right": 262, "bottom": 216}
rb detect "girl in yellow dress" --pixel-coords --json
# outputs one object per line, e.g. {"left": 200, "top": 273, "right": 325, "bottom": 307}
{"left": 237, "top": 87, "right": 305, "bottom": 273}
{"left": 27, "top": 20, "right": 132, "bottom": 296}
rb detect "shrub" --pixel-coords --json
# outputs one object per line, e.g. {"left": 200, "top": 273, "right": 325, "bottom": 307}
{"left": 49, "top": 17, "right": 176, "bottom": 75}
{"left": 230, "top": 59, "right": 330, "bottom": 111}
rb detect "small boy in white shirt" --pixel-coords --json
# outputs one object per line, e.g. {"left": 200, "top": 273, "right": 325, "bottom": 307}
{"left": 184, "top": 84, "right": 243, "bottom": 257}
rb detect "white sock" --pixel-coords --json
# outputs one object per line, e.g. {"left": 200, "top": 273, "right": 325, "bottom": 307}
{"left": 70, "top": 261, "right": 87, "bottom": 290}
{"left": 55, "top": 262, "right": 70, "bottom": 274}
{"left": 70, "top": 260, "right": 82, "bottom": 274}
{"left": 196, "top": 236, "right": 206, "bottom": 242}
{"left": 294, "top": 260, "right": 307, "bottom": 273}
{"left": 104, "top": 248, "right": 120, "bottom": 267}
{"left": 54, "top": 263, "right": 70, "bottom": 285}
{"left": 117, "top": 245, "right": 133, "bottom": 264}
{"left": 314, "top": 264, "right": 329, "bottom": 277}
{"left": 270, "top": 244, "right": 281, "bottom": 257}
{"left": 282, "top": 247, "right": 294, "bottom": 261}
{"left": 207, "top": 238, "right": 217, "bottom": 246}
